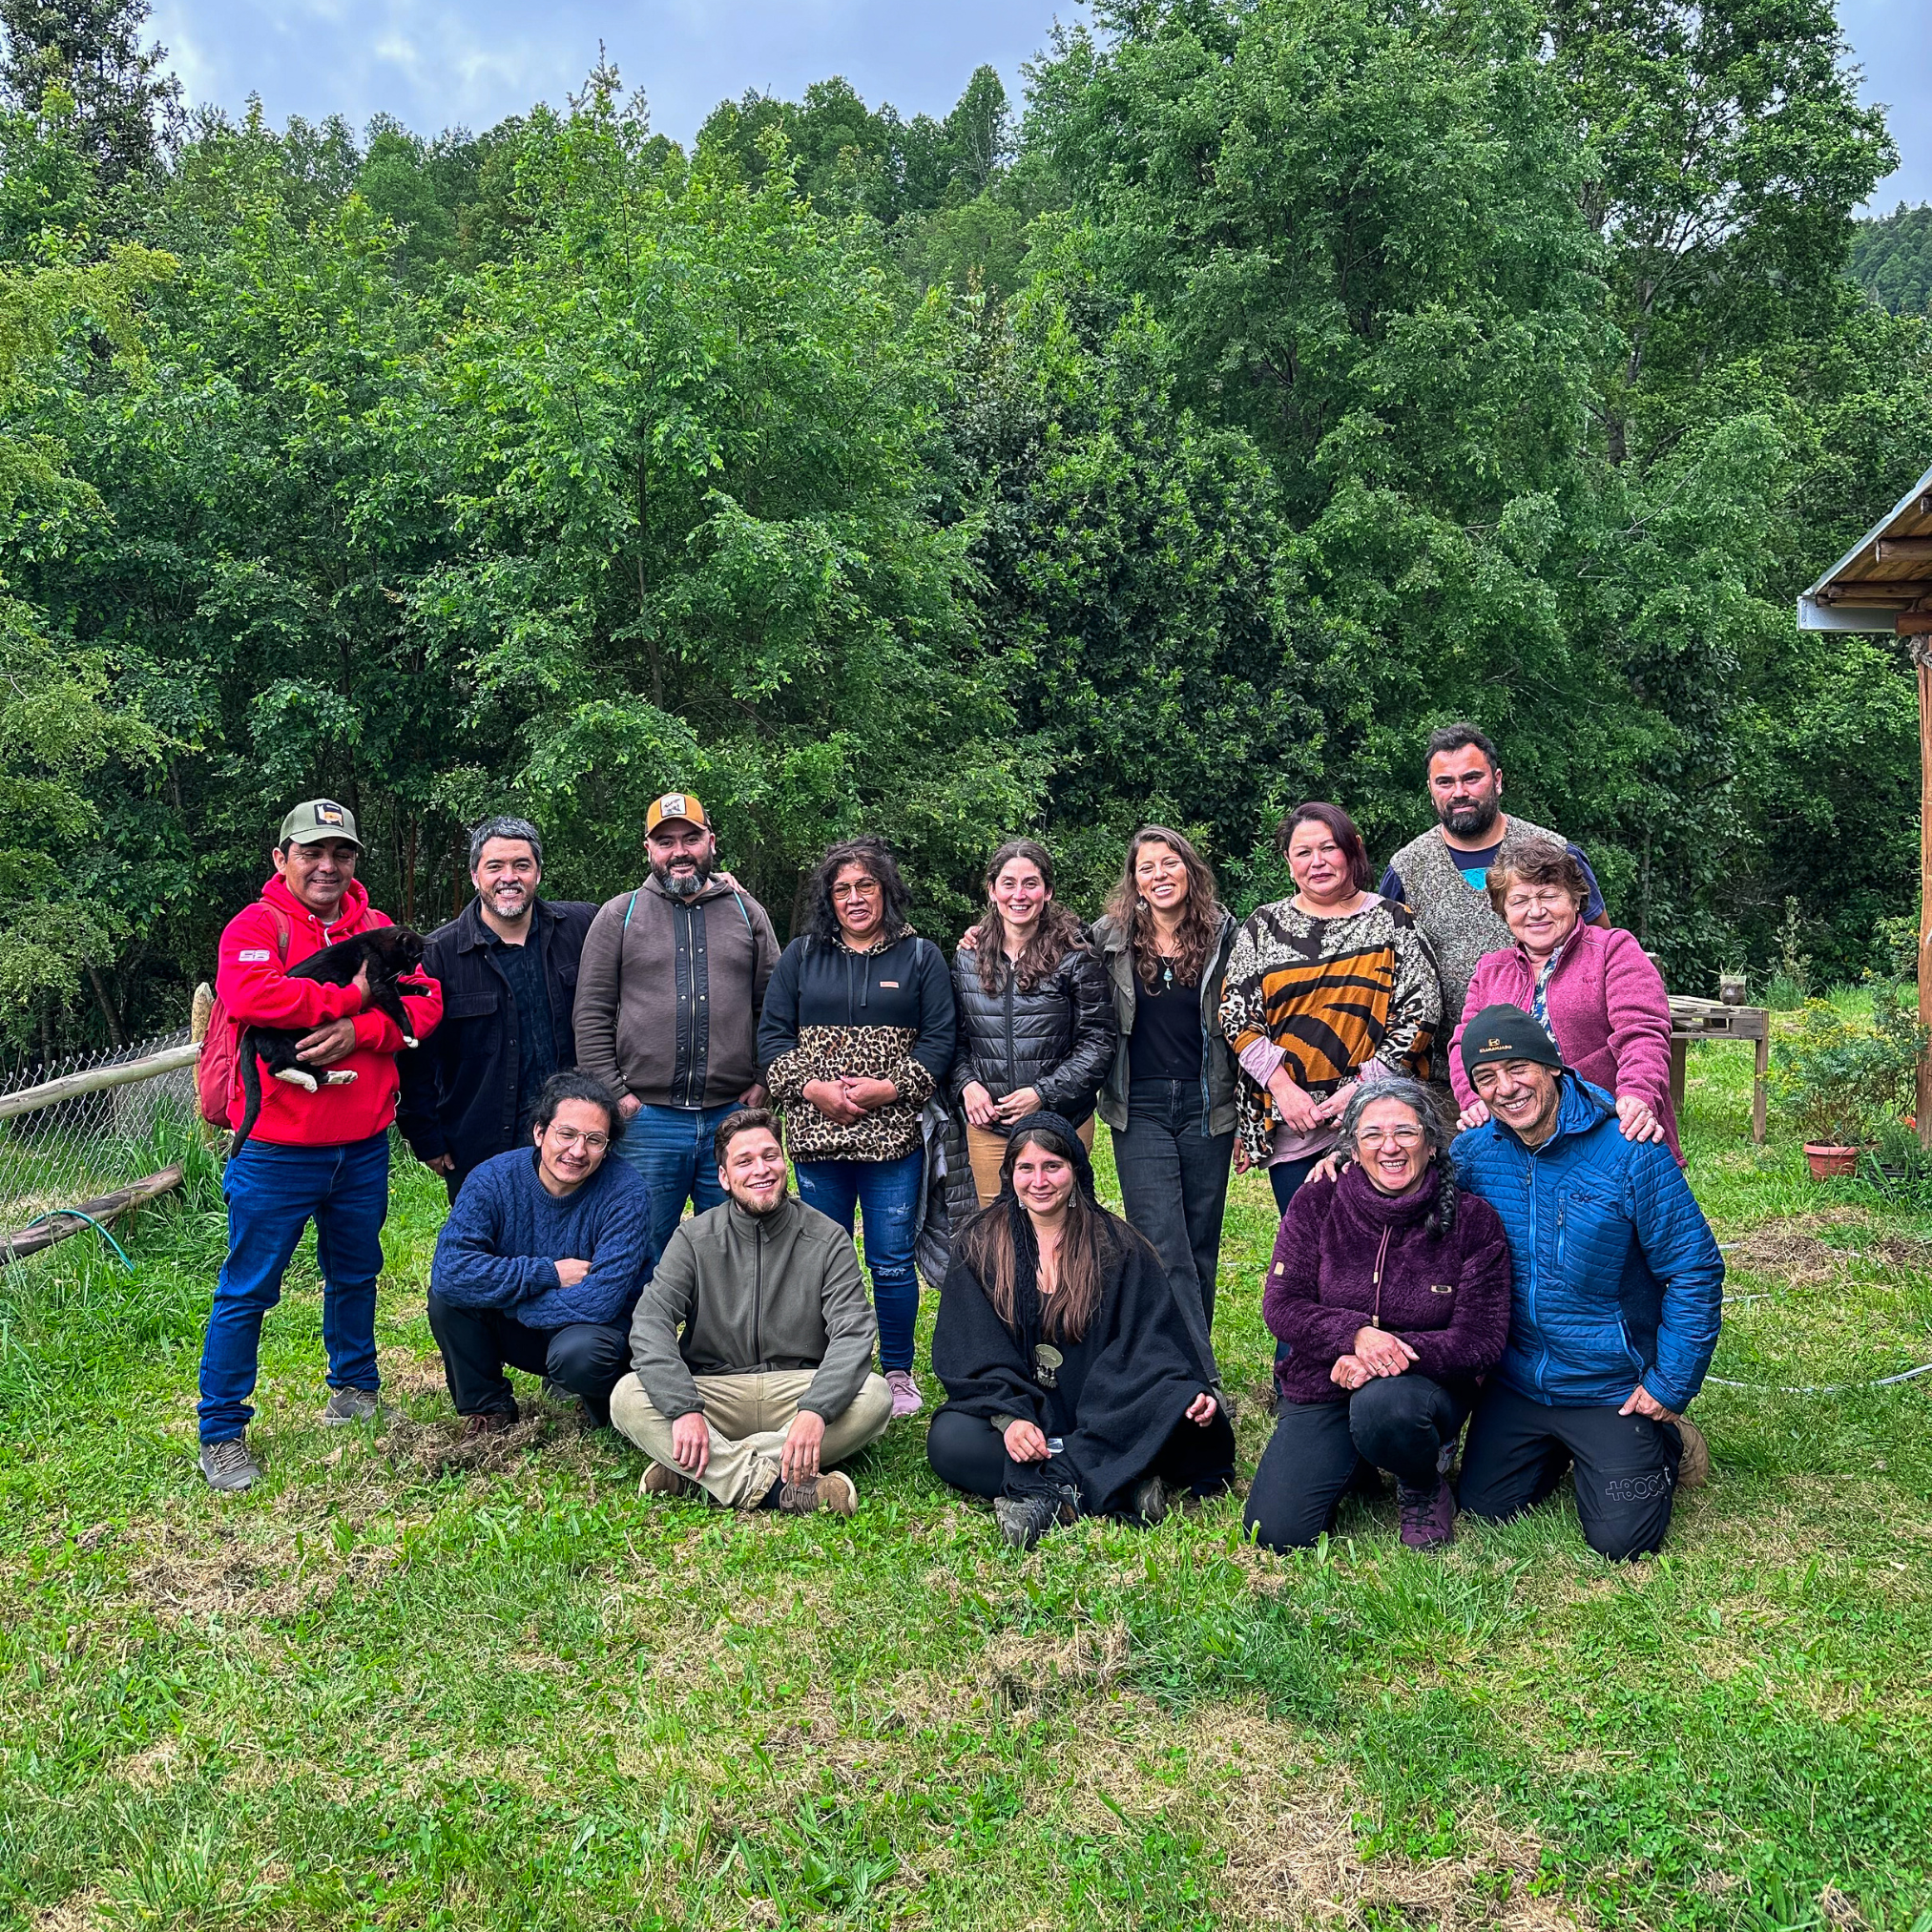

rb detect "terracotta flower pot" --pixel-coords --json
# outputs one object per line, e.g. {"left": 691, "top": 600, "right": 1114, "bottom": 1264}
{"left": 1803, "top": 1143, "right": 1860, "bottom": 1179}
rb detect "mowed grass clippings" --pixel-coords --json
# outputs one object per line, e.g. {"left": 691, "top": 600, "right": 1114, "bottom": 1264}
{"left": 3, "top": 1042, "right": 1931, "bottom": 1928}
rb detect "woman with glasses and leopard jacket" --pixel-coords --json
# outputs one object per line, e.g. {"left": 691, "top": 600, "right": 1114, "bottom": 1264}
{"left": 758, "top": 837, "right": 958, "bottom": 1419}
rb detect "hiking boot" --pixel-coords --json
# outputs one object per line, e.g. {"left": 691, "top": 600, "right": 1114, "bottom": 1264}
{"left": 460, "top": 1409, "right": 516, "bottom": 1441}
{"left": 884, "top": 1369, "right": 924, "bottom": 1420}
{"left": 778, "top": 1470, "right": 858, "bottom": 1516}
{"left": 198, "top": 1436, "right": 260, "bottom": 1492}
{"left": 994, "top": 1485, "right": 1079, "bottom": 1552}
{"left": 1133, "top": 1473, "right": 1174, "bottom": 1527}
{"left": 1674, "top": 1417, "right": 1711, "bottom": 1489}
{"left": 640, "top": 1460, "right": 700, "bottom": 1499}
{"left": 1398, "top": 1477, "right": 1458, "bottom": 1550}
{"left": 322, "top": 1386, "right": 384, "bottom": 1427}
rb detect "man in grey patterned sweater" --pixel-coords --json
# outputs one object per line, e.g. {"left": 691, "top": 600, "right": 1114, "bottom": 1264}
{"left": 1381, "top": 723, "right": 1610, "bottom": 1030}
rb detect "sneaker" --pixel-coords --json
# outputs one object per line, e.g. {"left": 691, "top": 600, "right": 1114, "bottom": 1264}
{"left": 1674, "top": 1417, "right": 1711, "bottom": 1489}
{"left": 198, "top": 1436, "right": 260, "bottom": 1492}
{"left": 1398, "top": 1477, "right": 1457, "bottom": 1550}
{"left": 460, "top": 1409, "right": 516, "bottom": 1441}
{"left": 778, "top": 1470, "right": 858, "bottom": 1516}
{"left": 884, "top": 1369, "right": 924, "bottom": 1419}
{"left": 1132, "top": 1474, "right": 1174, "bottom": 1526}
{"left": 640, "top": 1460, "right": 700, "bottom": 1499}
{"left": 994, "top": 1485, "right": 1079, "bottom": 1552}
{"left": 322, "top": 1386, "right": 384, "bottom": 1426}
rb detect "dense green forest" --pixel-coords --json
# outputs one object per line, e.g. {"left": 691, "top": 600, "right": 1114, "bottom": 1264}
{"left": 1853, "top": 202, "right": 1932, "bottom": 316}
{"left": 3, "top": 0, "right": 1931, "bottom": 1058}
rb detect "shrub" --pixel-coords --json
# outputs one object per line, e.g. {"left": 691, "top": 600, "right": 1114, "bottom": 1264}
{"left": 1770, "top": 982, "right": 1925, "bottom": 1146}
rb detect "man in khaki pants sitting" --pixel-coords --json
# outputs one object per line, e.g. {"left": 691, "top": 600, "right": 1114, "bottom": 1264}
{"left": 611, "top": 1109, "right": 891, "bottom": 1513}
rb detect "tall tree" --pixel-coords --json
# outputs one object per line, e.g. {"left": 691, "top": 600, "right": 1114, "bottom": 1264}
{"left": 431, "top": 74, "right": 1029, "bottom": 927}
{"left": 0, "top": 0, "right": 179, "bottom": 182}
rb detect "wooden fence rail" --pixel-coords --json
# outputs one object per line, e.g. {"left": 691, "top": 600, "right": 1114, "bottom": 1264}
{"left": 0, "top": 1165, "right": 187, "bottom": 1266}
{"left": 0, "top": 1041, "right": 201, "bottom": 1125}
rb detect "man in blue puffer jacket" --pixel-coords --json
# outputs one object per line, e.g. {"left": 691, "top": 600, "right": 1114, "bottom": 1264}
{"left": 429, "top": 1070, "right": 653, "bottom": 1435}
{"left": 1451, "top": 1005, "right": 1722, "bottom": 1560}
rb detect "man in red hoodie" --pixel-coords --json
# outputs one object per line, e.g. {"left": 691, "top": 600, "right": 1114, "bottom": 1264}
{"left": 197, "top": 800, "right": 443, "bottom": 1490}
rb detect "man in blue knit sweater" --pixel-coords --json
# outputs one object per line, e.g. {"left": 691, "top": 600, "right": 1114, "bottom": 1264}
{"left": 429, "top": 1070, "right": 654, "bottom": 1436}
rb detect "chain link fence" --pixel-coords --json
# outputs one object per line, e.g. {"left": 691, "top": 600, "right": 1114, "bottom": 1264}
{"left": 0, "top": 1028, "right": 214, "bottom": 1268}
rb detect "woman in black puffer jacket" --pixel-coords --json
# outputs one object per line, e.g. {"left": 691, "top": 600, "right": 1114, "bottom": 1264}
{"left": 951, "top": 839, "right": 1117, "bottom": 1208}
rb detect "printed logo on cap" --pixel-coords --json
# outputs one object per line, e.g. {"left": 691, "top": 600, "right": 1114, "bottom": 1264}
{"left": 659, "top": 794, "right": 689, "bottom": 818}
{"left": 315, "top": 801, "right": 345, "bottom": 827}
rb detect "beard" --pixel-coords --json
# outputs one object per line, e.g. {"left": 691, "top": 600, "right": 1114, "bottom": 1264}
{"left": 651, "top": 854, "right": 713, "bottom": 900}
{"left": 1438, "top": 796, "right": 1501, "bottom": 840}
{"left": 730, "top": 1179, "right": 789, "bottom": 1217}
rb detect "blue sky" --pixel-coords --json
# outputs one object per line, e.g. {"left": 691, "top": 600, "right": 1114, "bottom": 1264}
{"left": 147, "top": 0, "right": 1931, "bottom": 209}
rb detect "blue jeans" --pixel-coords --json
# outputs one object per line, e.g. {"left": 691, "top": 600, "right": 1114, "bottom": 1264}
{"left": 617, "top": 1101, "right": 742, "bottom": 1273}
{"left": 198, "top": 1133, "right": 390, "bottom": 1444}
{"left": 794, "top": 1150, "right": 922, "bottom": 1373}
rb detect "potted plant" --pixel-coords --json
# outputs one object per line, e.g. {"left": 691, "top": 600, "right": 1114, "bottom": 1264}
{"left": 1770, "top": 984, "right": 1926, "bottom": 1179}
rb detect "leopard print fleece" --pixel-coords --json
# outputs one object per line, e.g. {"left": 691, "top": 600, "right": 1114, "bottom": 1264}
{"left": 764, "top": 1025, "right": 936, "bottom": 1162}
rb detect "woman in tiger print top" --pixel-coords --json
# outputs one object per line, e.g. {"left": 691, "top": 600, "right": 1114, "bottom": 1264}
{"left": 758, "top": 838, "right": 957, "bottom": 1417}
{"left": 1219, "top": 801, "right": 1441, "bottom": 1218}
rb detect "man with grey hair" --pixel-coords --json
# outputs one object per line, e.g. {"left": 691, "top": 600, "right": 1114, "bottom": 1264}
{"left": 400, "top": 815, "right": 598, "bottom": 1201}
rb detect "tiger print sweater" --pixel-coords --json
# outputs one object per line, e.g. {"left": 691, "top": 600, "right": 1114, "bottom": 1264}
{"left": 1217, "top": 895, "right": 1441, "bottom": 1169}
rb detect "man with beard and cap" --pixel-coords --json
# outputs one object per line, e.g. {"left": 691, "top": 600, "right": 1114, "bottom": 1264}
{"left": 1450, "top": 1004, "right": 1721, "bottom": 1561}
{"left": 400, "top": 816, "right": 597, "bottom": 1203}
{"left": 572, "top": 791, "right": 781, "bottom": 1272}
{"left": 1380, "top": 724, "right": 1610, "bottom": 1030}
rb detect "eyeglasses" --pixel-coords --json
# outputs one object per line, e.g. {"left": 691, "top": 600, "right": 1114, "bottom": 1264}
{"left": 1356, "top": 1126, "right": 1423, "bottom": 1149}
{"left": 547, "top": 1127, "right": 611, "bottom": 1152}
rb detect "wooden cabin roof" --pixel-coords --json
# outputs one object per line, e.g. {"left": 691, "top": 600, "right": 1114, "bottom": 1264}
{"left": 1798, "top": 458, "right": 1932, "bottom": 634}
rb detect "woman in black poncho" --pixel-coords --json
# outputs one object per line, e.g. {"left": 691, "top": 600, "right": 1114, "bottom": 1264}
{"left": 926, "top": 1111, "right": 1236, "bottom": 1549}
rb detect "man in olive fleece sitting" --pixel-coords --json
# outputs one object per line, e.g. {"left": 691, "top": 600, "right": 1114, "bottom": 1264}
{"left": 610, "top": 1109, "right": 891, "bottom": 1514}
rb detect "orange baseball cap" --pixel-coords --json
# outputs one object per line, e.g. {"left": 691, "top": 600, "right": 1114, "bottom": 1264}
{"left": 645, "top": 790, "right": 709, "bottom": 835}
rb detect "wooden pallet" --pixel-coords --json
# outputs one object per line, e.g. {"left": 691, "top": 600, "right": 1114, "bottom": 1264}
{"left": 1668, "top": 996, "right": 1769, "bottom": 1143}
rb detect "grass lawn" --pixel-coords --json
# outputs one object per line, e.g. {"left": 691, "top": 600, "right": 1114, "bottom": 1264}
{"left": 4, "top": 1042, "right": 1931, "bottom": 1930}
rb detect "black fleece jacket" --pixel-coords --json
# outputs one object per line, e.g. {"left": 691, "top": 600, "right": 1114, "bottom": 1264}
{"left": 758, "top": 930, "right": 957, "bottom": 1161}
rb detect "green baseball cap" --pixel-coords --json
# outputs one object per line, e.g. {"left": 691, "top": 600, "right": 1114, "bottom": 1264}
{"left": 278, "top": 799, "right": 363, "bottom": 849}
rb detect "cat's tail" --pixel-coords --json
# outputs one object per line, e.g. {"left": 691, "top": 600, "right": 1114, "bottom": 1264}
{"left": 229, "top": 1032, "right": 263, "bottom": 1157}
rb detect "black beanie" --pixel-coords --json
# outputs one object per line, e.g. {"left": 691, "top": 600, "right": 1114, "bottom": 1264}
{"left": 1460, "top": 1003, "right": 1565, "bottom": 1081}
{"left": 1000, "top": 1111, "right": 1099, "bottom": 1202}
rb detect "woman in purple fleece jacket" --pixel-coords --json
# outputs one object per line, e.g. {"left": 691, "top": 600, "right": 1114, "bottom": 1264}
{"left": 1244, "top": 1079, "right": 1511, "bottom": 1551}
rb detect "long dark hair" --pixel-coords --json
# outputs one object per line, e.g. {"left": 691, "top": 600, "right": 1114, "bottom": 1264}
{"left": 970, "top": 837, "right": 1088, "bottom": 993}
{"left": 1278, "top": 800, "right": 1375, "bottom": 893}
{"left": 956, "top": 1119, "right": 1123, "bottom": 1343}
{"left": 1101, "top": 823, "right": 1221, "bottom": 990}
{"left": 805, "top": 836, "right": 912, "bottom": 945}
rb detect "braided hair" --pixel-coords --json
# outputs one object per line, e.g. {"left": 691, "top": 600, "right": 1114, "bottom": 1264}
{"left": 1334, "top": 1078, "right": 1460, "bottom": 1236}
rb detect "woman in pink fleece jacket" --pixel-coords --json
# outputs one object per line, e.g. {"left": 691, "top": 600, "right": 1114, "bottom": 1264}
{"left": 1448, "top": 845, "right": 1682, "bottom": 1161}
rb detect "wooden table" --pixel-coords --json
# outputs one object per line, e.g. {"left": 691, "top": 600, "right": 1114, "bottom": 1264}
{"left": 1668, "top": 996, "right": 1769, "bottom": 1143}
